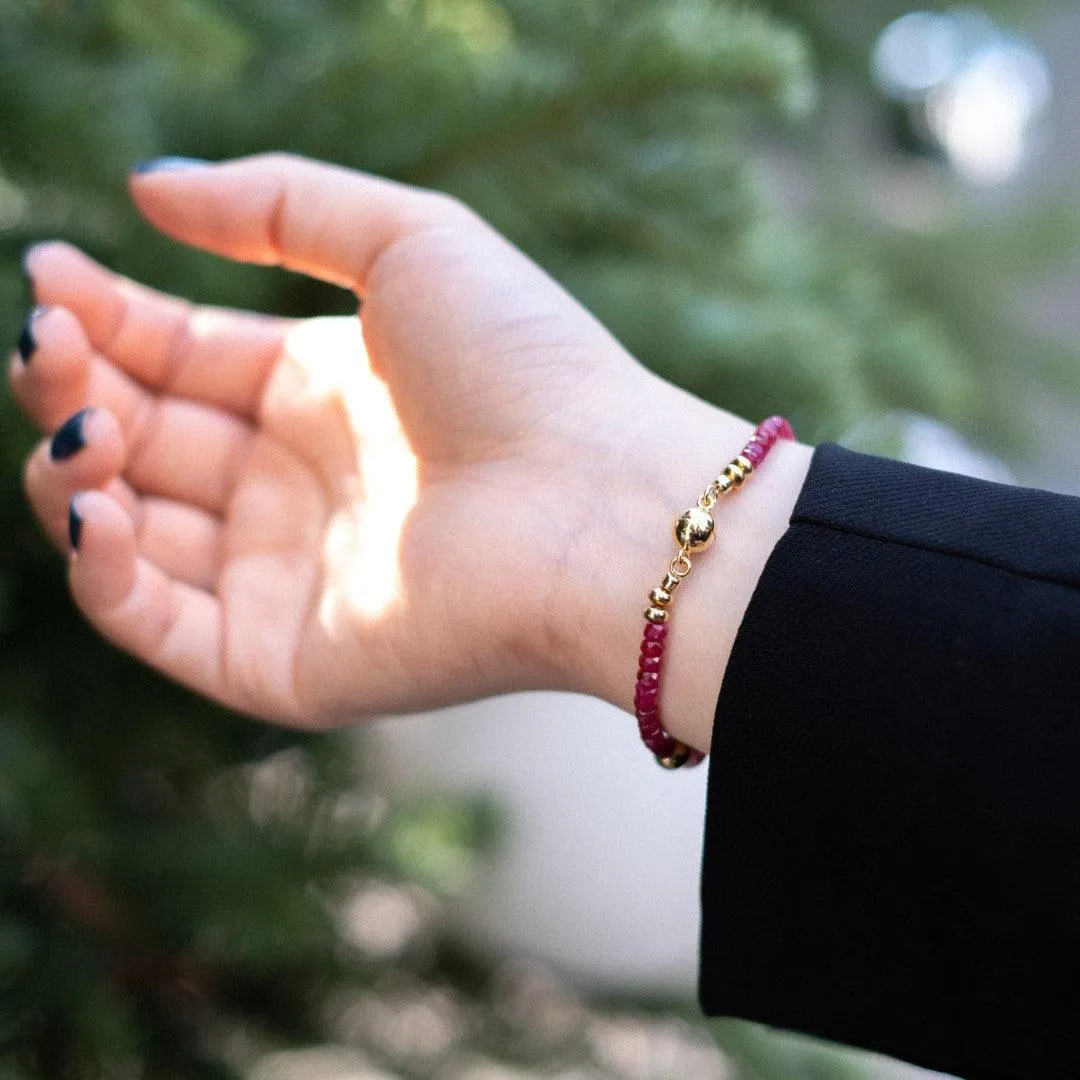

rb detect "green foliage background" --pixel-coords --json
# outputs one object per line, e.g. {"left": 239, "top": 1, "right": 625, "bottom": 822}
{"left": 0, "top": 0, "right": 1073, "bottom": 1076}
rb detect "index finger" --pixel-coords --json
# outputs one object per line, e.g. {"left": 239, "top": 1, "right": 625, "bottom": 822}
{"left": 25, "top": 243, "right": 291, "bottom": 419}
{"left": 128, "top": 153, "right": 472, "bottom": 292}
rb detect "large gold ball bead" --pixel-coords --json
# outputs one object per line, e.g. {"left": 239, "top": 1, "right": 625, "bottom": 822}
{"left": 657, "top": 743, "right": 691, "bottom": 769}
{"left": 674, "top": 507, "right": 715, "bottom": 552}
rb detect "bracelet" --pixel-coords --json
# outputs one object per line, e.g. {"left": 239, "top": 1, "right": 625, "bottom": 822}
{"left": 634, "top": 416, "right": 795, "bottom": 769}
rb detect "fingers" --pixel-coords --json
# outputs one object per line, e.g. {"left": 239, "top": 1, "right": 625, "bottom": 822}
{"left": 9, "top": 306, "right": 93, "bottom": 430}
{"left": 24, "top": 407, "right": 224, "bottom": 592}
{"left": 11, "top": 301, "right": 255, "bottom": 517}
{"left": 68, "top": 490, "right": 226, "bottom": 705}
{"left": 128, "top": 153, "right": 470, "bottom": 291}
{"left": 24, "top": 242, "right": 289, "bottom": 418}
{"left": 23, "top": 408, "right": 126, "bottom": 547}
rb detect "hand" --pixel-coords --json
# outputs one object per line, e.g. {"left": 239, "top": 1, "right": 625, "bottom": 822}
{"left": 11, "top": 155, "right": 810, "bottom": 746}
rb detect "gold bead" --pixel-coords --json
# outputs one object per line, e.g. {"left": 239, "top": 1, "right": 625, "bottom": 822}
{"left": 661, "top": 573, "right": 681, "bottom": 593}
{"left": 674, "top": 507, "right": 715, "bottom": 552}
{"left": 714, "top": 474, "right": 734, "bottom": 496}
{"left": 723, "top": 461, "right": 747, "bottom": 487}
{"left": 734, "top": 455, "right": 753, "bottom": 475}
{"left": 644, "top": 606, "right": 668, "bottom": 623}
{"left": 649, "top": 586, "right": 672, "bottom": 606}
{"left": 656, "top": 743, "right": 691, "bottom": 769}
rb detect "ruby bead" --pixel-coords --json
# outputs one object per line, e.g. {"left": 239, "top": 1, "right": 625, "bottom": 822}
{"left": 643, "top": 623, "right": 668, "bottom": 643}
{"left": 638, "top": 655, "right": 662, "bottom": 675}
{"left": 647, "top": 732, "right": 677, "bottom": 757}
{"left": 637, "top": 670, "right": 659, "bottom": 687}
{"left": 635, "top": 691, "right": 659, "bottom": 713}
{"left": 743, "top": 440, "right": 766, "bottom": 466}
{"left": 640, "top": 639, "right": 664, "bottom": 660}
{"left": 760, "top": 416, "right": 793, "bottom": 442}
{"left": 635, "top": 688, "right": 659, "bottom": 709}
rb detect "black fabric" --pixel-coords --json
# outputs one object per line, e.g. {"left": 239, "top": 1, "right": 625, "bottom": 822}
{"left": 699, "top": 443, "right": 1080, "bottom": 1080}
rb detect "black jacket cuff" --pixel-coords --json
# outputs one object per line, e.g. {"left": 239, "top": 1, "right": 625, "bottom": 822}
{"left": 699, "top": 443, "right": 1080, "bottom": 1080}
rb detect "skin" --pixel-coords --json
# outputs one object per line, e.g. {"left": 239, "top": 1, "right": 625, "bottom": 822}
{"left": 10, "top": 154, "right": 812, "bottom": 755}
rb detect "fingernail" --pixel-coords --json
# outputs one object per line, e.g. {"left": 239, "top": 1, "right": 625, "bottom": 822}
{"left": 51, "top": 408, "right": 92, "bottom": 461}
{"left": 17, "top": 306, "right": 46, "bottom": 363}
{"left": 130, "top": 157, "right": 210, "bottom": 175}
{"left": 22, "top": 251, "right": 36, "bottom": 306}
{"left": 68, "top": 497, "right": 83, "bottom": 550}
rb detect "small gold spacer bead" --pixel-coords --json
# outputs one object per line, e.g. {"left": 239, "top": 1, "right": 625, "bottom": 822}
{"left": 644, "top": 606, "right": 669, "bottom": 623}
{"left": 661, "top": 573, "right": 681, "bottom": 593}
{"left": 714, "top": 473, "right": 735, "bottom": 496}
{"left": 734, "top": 454, "right": 753, "bottom": 475}
{"left": 656, "top": 743, "right": 691, "bottom": 769}
{"left": 723, "top": 461, "right": 747, "bottom": 487}
{"left": 649, "top": 586, "right": 672, "bottom": 606}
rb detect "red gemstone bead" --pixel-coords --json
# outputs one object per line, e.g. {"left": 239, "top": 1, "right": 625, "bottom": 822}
{"left": 647, "top": 731, "right": 677, "bottom": 757}
{"left": 643, "top": 623, "right": 668, "bottom": 643}
{"left": 635, "top": 691, "right": 659, "bottom": 714}
{"left": 761, "top": 416, "right": 792, "bottom": 442}
{"left": 638, "top": 718, "right": 662, "bottom": 739}
{"left": 636, "top": 671, "right": 659, "bottom": 687}
{"left": 638, "top": 655, "right": 662, "bottom": 675}
{"left": 640, "top": 639, "right": 665, "bottom": 659}
{"left": 743, "top": 440, "right": 766, "bottom": 466}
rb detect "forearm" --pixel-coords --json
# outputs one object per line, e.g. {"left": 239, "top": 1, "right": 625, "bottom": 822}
{"left": 557, "top": 369, "right": 812, "bottom": 754}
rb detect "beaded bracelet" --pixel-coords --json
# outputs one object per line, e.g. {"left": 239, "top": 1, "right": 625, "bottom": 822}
{"left": 634, "top": 416, "right": 795, "bottom": 769}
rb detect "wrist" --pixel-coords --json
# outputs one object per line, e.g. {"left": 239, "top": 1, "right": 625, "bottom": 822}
{"left": 554, "top": 373, "right": 812, "bottom": 756}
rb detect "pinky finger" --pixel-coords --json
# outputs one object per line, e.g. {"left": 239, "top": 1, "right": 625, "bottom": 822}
{"left": 68, "top": 490, "right": 227, "bottom": 706}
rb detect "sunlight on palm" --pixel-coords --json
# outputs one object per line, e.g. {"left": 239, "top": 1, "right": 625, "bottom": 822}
{"left": 281, "top": 317, "right": 418, "bottom": 625}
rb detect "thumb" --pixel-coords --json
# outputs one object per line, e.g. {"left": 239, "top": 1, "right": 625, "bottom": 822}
{"left": 128, "top": 153, "right": 466, "bottom": 292}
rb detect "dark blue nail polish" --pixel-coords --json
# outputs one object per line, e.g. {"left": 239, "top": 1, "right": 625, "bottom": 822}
{"left": 130, "top": 156, "right": 210, "bottom": 175}
{"left": 68, "top": 498, "right": 83, "bottom": 550}
{"left": 18, "top": 321, "right": 35, "bottom": 364}
{"left": 17, "top": 307, "right": 45, "bottom": 363}
{"left": 51, "top": 408, "right": 92, "bottom": 461}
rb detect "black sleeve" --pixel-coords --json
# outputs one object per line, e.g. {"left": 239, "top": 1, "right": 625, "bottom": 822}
{"left": 699, "top": 442, "right": 1080, "bottom": 1080}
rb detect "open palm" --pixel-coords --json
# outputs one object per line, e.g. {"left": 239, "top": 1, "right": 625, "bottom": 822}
{"left": 13, "top": 155, "right": 703, "bottom": 727}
